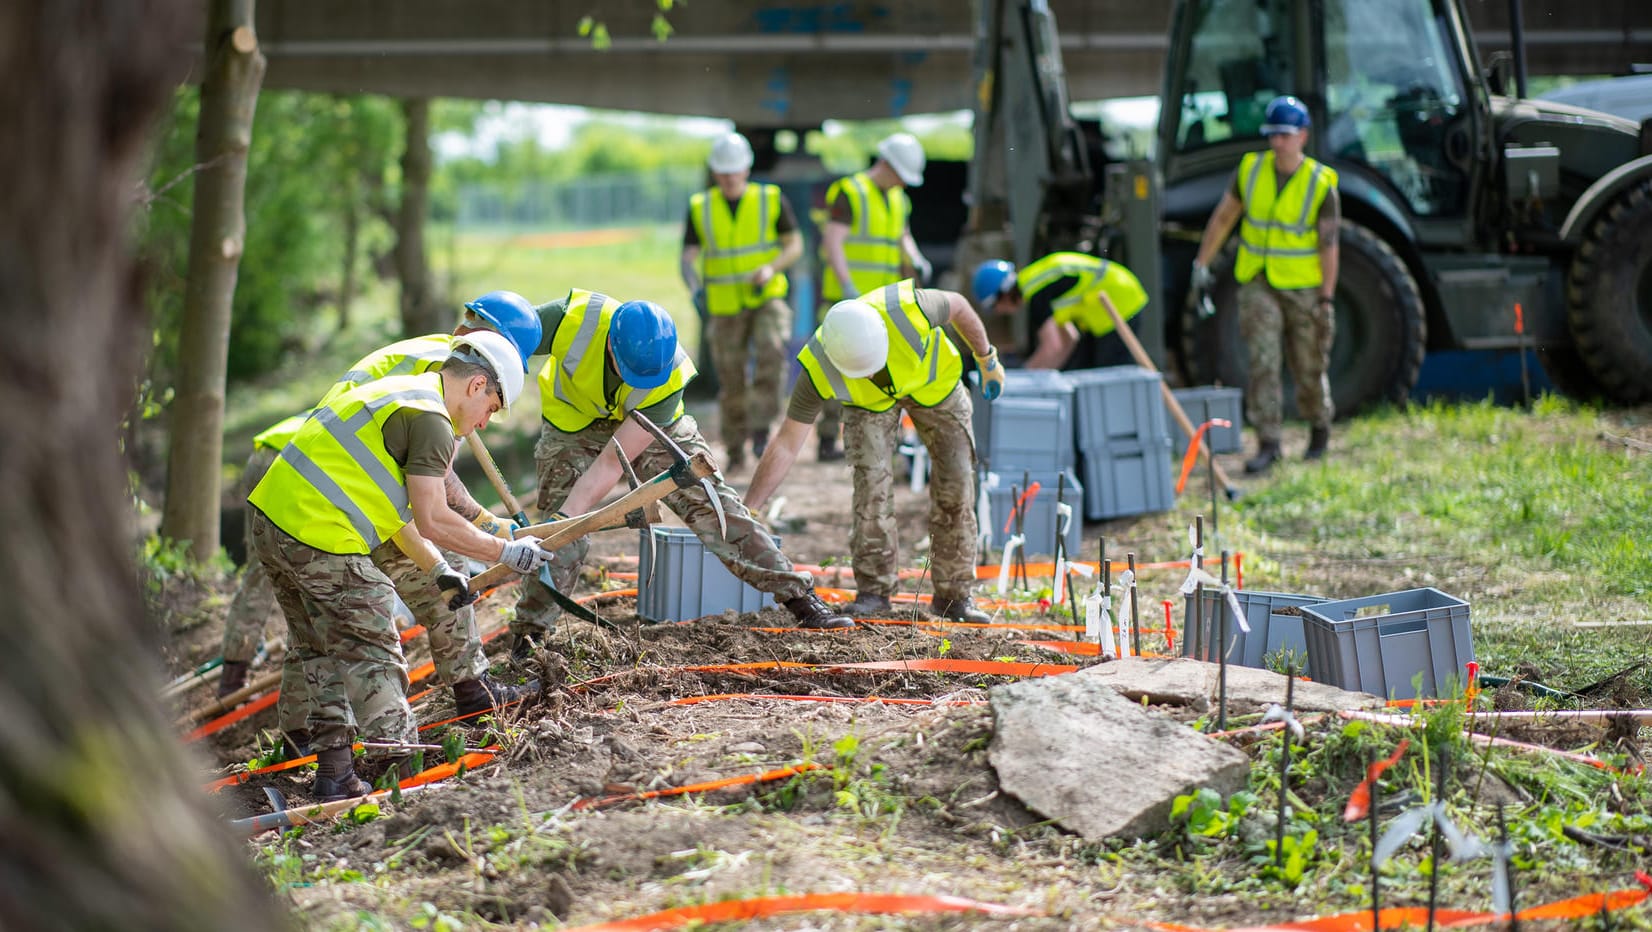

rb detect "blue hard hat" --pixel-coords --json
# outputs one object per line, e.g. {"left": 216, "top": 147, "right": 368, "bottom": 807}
{"left": 972, "top": 260, "right": 1017, "bottom": 310}
{"left": 1261, "top": 95, "right": 1311, "bottom": 135}
{"left": 609, "top": 301, "right": 678, "bottom": 390}
{"left": 463, "top": 290, "right": 543, "bottom": 371}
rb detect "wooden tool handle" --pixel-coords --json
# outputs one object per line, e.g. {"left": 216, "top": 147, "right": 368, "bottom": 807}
{"left": 466, "top": 433, "right": 528, "bottom": 520}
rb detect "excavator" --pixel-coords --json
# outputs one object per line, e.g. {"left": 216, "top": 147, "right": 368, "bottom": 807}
{"left": 964, "top": 0, "right": 1652, "bottom": 410}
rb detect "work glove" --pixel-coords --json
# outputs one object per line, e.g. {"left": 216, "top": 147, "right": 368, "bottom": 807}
{"left": 470, "top": 509, "right": 516, "bottom": 539}
{"left": 973, "top": 346, "right": 1005, "bottom": 401}
{"left": 430, "top": 559, "right": 478, "bottom": 611}
{"left": 691, "top": 287, "right": 708, "bottom": 317}
{"left": 1191, "top": 262, "right": 1216, "bottom": 293}
{"left": 499, "top": 538, "right": 552, "bottom": 575}
{"left": 912, "top": 253, "right": 934, "bottom": 286}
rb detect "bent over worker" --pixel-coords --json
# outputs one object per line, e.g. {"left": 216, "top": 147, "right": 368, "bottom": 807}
{"left": 1191, "top": 94, "right": 1340, "bottom": 474}
{"left": 220, "top": 292, "right": 545, "bottom": 754}
{"left": 971, "top": 252, "right": 1149, "bottom": 370}
{"left": 510, "top": 291, "right": 853, "bottom": 658}
{"left": 679, "top": 132, "right": 802, "bottom": 469}
{"left": 248, "top": 331, "right": 554, "bottom": 802}
{"left": 744, "top": 280, "right": 1006, "bottom": 624}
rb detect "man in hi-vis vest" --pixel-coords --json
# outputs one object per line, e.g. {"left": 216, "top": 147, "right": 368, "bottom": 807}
{"left": 510, "top": 293, "right": 852, "bottom": 658}
{"left": 248, "top": 331, "right": 554, "bottom": 802}
{"left": 744, "top": 281, "right": 1006, "bottom": 625}
{"left": 1192, "top": 94, "right": 1340, "bottom": 474}
{"left": 680, "top": 132, "right": 802, "bottom": 471}
{"left": 971, "top": 252, "right": 1150, "bottom": 370}
{"left": 815, "top": 132, "right": 932, "bottom": 462}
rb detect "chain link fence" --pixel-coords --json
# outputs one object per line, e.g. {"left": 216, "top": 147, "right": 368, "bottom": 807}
{"left": 453, "top": 166, "right": 706, "bottom": 231}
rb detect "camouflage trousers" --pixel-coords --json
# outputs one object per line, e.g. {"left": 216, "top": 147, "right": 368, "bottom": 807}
{"left": 842, "top": 383, "right": 979, "bottom": 602}
{"left": 221, "top": 445, "right": 280, "bottom": 664}
{"left": 708, "top": 299, "right": 790, "bottom": 451}
{"left": 1238, "top": 280, "right": 1335, "bottom": 444}
{"left": 513, "top": 415, "right": 815, "bottom": 635}
{"left": 250, "top": 507, "right": 417, "bottom": 753}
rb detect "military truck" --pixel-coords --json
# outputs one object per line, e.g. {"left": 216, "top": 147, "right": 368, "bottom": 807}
{"left": 966, "top": 0, "right": 1652, "bottom": 410}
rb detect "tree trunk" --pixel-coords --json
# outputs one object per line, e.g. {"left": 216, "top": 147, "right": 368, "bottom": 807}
{"left": 0, "top": 0, "right": 281, "bottom": 927}
{"left": 159, "top": 0, "right": 267, "bottom": 561}
{"left": 395, "top": 97, "right": 444, "bottom": 336}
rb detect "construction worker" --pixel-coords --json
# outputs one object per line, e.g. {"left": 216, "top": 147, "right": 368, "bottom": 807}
{"left": 815, "top": 132, "right": 931, "bottom": 462}
{"left": 220, "top": 292, "right": 545, "bottom": 754}
{"left": 971, "top": 253, "right": 1149, "bottom": 369}
{"left": 745, "top": 281, "right": 1006, "bottom": 624}
{"left": 679, "top": 132, "right": 803, "bottom": 470}
{"left": 510, "top": 292, "right": 852, "bottom": 655}
{"left": 248, "top": 330, "right": 554, "bottom": 801}
{"left": 1191, "top": 94, "right": 1340, "bottom": 474}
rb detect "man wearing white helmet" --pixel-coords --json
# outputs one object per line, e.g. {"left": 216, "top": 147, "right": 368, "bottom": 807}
{"left": 745, "top": 280, "right": 1006, "bottom": 624}
{"left": 679, "top": 131, "right": 803, "bottom": 470}
{"left": 247, "top": 331, "right": 555, "bottom": 802}
{"left": 814, "top": 131, "right": 933, "bottom": 463}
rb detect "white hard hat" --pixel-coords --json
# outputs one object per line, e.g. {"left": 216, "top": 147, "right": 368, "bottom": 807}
{"left": 819, "top": 300, "right": 890, "bottom": 378}
{"left": 707, "top": 132, "right": 754, "bottom": 174}
{"left": 876, "top": 132, "right": 926, "bottom": 187}
{"left": 451, "top": 330, "right": 525, "bottom": 412}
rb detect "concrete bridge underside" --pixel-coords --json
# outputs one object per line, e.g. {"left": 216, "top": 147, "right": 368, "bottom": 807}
{"left": 254, "top": 1, "right": 1652, "bottom": 125}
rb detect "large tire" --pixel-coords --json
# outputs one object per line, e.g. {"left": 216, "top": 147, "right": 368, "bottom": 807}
{"left": 1536, "top": 345, "right": 1608, "bottom": 403}
{"left": 1178, "top": 220, "right": 1425, "bottom": 418}
{"left": 1566, "top": 178, "right": 1652, "bottom": 404}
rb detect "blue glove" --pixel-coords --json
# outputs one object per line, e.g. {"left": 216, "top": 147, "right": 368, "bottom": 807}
{"left": 974, "top": 346, "right": 1004, "bottom": 401}
{"left": 692, "top": 287, "right": 708, "bottom": 317}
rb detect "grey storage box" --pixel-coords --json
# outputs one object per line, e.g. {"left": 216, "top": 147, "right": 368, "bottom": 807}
{"left": 981, "top": 469, "right": 1083, "bottom": 558}
{"left": 1170, "top": 386, "right": 1244, "bottom": 454}
{"left": 1077, "top": 437, "right": 1175, "bottom": 520}
{"left": 1067, "top": 366, "right": 1169, "bottom": 452}
{"left": 637, "top": 526, "right": 774, "bottom": 622}
{"left": 971, "top": 369, "right": 1075, "bottom": 472}
{"left": 1183, "top": 588, "right": 1324, "bottom": 673}
{"left": 1302, "top": 588, "right": 1474, "bottom": 700}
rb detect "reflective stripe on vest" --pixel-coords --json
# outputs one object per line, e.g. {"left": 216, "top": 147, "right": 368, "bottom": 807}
{"left": 1019, "top": 252, "right": 1149, "bottom": 337}
{"left": 325, "top": 334, "right": 455, "bottom": 407}
{"left": 690, "top": 184, "right": 790, "bottom": 315}
{"left": 797, "top": 279, "right": 960, "bottom": 411}
{"left": 248, "top": 373, "right": 448, "bottom": 555}
{"left": 821, "top": 171, "right": 909, "bottom": 300}
{"left": 1234, "top": 151, "right": 1337, "bottom": 289}
{"left": 537, "top": 289, "right": 697, "bottom": 432}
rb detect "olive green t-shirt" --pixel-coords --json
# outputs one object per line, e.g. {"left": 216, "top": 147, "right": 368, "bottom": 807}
{"left": 382, "top": 408, "right": 457, "bottom": 478}
{"left": 786, "top": 288, "right": 952, "bottom": 423}
{"left": 534, "top": 294, "right": 687, "bottom": 427}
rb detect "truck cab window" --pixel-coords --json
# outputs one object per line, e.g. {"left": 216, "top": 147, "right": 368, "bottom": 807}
{"left": 1173, "top": 0, "right": 1295, "bottom": 152}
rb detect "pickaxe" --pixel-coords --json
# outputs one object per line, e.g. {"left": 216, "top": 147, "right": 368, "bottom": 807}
{"left": 465, "top": 433, "right": 531, "bottom": 527}
{"left": 610, "top": 431, "right": 665, "bottom": 586}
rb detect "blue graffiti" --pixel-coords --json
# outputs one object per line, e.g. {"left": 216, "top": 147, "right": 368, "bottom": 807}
{"left": 888, "top": 77, "right": 911, "bottom": 117}
{"left": 761, "top": 67, "right": 792, "bottom": 118}
{"left": 753, "top": 3, "right": 888, "bottom": 34}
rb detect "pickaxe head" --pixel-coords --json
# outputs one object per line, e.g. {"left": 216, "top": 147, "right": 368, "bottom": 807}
{"left": 607, "top": 434, "right": 662, "bottom": 585}
{"left": 627, "top": 410, "right": 727, "bottom": 537}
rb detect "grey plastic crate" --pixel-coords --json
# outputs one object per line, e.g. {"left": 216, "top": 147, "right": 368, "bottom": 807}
{"left": 971, "top": 369, "right": 1075, "bottom": 470}
{"left": 1066, "top": 366, "right": 1169, "bottom": 452}
{"left": 1077, "top": 437, "right": 1175, "bottom": 519}
{"left": 1171, "top": 386, "right": 1244, "bottom": 454}
{"left": 982, "top": 469, "right": 1083, "bottom": 558}
{"left": 1302, "top": 588, "right": 1474, "bottom": 700}
{"left": 975, "top": 396, "right": 1074, "bottom": 472}
{"left": 1183, "top": 588, "right": 1324, "bottom": 673}
{"left": 637, "top": 526, "right": 774, "bottom": 622}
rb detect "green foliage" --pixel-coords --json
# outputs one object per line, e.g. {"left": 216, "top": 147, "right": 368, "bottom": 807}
{"left": 1170, "top": 787, "right": 1257, "bottom": 843}
{"left": 1261, "top": 829, "right": 1320, "bottom": 885}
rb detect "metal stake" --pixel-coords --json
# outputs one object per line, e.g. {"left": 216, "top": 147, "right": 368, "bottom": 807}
{"left": 1274, "top": 665, "right": 1296, "bottom": 869}
{"left": 1128, "top": 552, "right": 1141, "bottom": 656}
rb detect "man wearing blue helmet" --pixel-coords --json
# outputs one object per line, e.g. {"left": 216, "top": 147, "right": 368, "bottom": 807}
{"left": 511, "top": 290, "right": 853, "bottom": 654}
{"left": 971, "top": 253, "right": 1149, "bottom": 369}
{"left": 1191, "top": 94, "right": 1340, "bottom": 474}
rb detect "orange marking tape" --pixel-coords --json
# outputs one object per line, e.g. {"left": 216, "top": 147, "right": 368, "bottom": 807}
{"left": 205, "top": 750, "right": 318, "bottom": 792}
{"left": 571, "top": 763, "right": 822, "bottom": 811}
{"left": 1343, "top": 738, "right": 1409, "bottom": 822}
{"left": 186, "top": 691, "right": 278, "bottom": 742}
{"left": 668, "top": 693, "right": 983, "bottom": 708}
{"left": 560, "top": 892, "right": 1041, "bottom": 931}
{"left": 1162, "top": 599, "right": 1177, "bottom": 653}
{"left": 398, "top": 749, "right": 497, "bottom": 789}
{"left": 854, "top": 617, "right": 1080, "bottom": 634}
{"left": 1341, "top": 710, "right": 1625, "bottom": 772}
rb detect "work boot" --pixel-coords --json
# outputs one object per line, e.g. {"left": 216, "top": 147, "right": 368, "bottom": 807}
{"left": 844, "top": 592, "right": 893, "bottom": 617}
{"left": 783, "top": 593, "right": 855, "bottom": 629}
{"left": 1304, "top": 426, "right": 1330, "bottom": 461}
{"left": 724, "top": 444, "right": 745, "bottom": 471}
{"left": 1244, "top": 442, "right": 1283, "bottom": 474}
{"left": 313, "top": 746, "right": 371, "bottom": 802}
{"left": 751, "top": 428, "right": 770, "bottom": 458}
{"left": 217, "top": 660, "right": 250, "bottom": 698}
{"left": 453, "top": 675, "right": 542, "bottom": 718}
{"left": 817, "top": 435, "right": 845, "bottom": 463}
{"left": 931, "top": 595, "right": 991, "bottom": 624}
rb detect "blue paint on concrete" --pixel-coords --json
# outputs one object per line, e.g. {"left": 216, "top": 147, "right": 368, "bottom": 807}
{"left": 753, "top": 3, "right": 887, "bottom": 34}
{"left": 761, "top": 67, "right": 792, "bottom": 118}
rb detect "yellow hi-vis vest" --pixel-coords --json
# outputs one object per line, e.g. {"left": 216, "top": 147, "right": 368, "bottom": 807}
{"left": 1234, "top": 151, "right": 1337, "bottom": 290}
{"left": 537, "top": 289, "right": 697, "bottom": 432}
{"left": 821, "top": 171, "right": 909, "bottom": 301}
{"left": 252, "top": 334, "right": 455, "bottom": 451}
{"left": 689, "top": 183, "right": 790, "bottom": 315}
{"left": 249, "top": 372, "right": 449, "bottom": 555}
{"left": 797, "top": 279, "right": 960, "bottom": 412}
{"left": 1019, "top": 252, "right": 1149, "bottom": 337}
